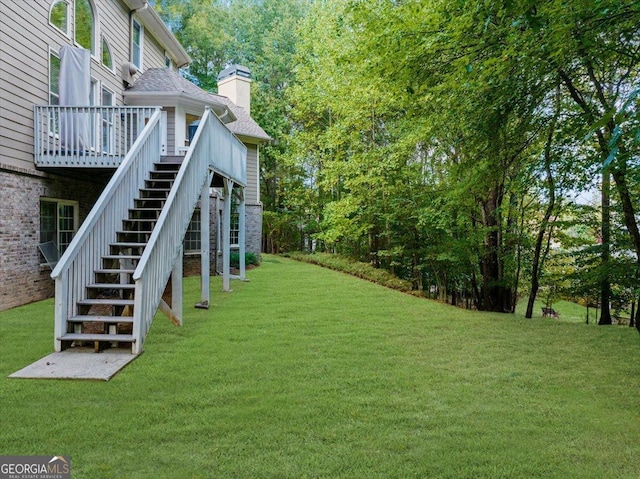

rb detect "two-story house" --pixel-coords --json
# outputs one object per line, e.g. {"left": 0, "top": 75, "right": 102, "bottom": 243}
{"left": 0, "top": 0, "right": 269, "bottom": 354}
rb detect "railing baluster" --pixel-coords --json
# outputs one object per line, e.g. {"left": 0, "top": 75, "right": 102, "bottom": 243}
{"left": 35, "top": 106, "right": 160, "bottom": 168}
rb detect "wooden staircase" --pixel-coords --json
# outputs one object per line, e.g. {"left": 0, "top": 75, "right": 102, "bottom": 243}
{"left": 58, "top": 158, "right": 182, "bottom": 352}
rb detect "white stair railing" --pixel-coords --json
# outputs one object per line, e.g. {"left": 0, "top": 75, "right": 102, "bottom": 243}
{"left": 132, "top": 108, "right": 246, "bottom": 354}
{"left": 51, "top": 108, "right": 162, "bottom": 352}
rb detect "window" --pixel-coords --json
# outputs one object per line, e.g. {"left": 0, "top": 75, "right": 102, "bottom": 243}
{"left": 40, "top": 199, "right": 78, "bottom": 260}
{"left": 102, "top": 36, "right": 113, "bottom": 70}
{"left": 75, "top": 0, "right": 95, "bottom": 54}
{"left": 50, "top": 0, "right": 70, "bottom": 35}
{"left": 132, "top": 18, "right": 143, "bottom": 69}
{"left": 165, "top": 53, "right": 174, "bottom": 70}
{"left": 101, "top": 86, "right": 114, "bottom": 153}
{"left": 48, "top": 50, "right": 61, "bottom": 134}
{"left": 184, "top": 209, "right": 201, "bottom": 253}
{"left": 49, "top": 50, "right": 61, "bottom": 105}
{"left": 230, "top": 196, "right": 239, "bottom": 247}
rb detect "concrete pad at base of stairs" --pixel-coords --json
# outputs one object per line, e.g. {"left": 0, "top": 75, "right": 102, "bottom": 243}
{"left": 8, "top": 348, "right": 139, "bottom": 381}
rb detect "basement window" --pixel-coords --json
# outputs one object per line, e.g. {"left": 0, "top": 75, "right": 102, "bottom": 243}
{"left": 39, "top": 199, "right": 78, "bottom": 266}
{"left": 184, "top": 209, "right": 201, "bottom": 254}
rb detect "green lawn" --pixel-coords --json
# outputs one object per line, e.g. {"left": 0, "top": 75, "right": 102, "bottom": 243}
{"left": 1, "top": 255, "right": 640, "bottom": 478}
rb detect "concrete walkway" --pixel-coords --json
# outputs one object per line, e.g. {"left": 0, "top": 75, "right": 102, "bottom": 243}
{"left": 9, "top": 348, "right": 138, "bottom": 381}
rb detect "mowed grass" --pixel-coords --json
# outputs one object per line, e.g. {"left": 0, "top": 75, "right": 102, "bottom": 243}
{"left": 1, "top": 255, "right": 640, "bottom": 478}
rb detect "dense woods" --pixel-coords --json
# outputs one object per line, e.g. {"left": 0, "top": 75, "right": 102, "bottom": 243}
{"left": 157, "top": 0, "right": 640, "bottom": 318}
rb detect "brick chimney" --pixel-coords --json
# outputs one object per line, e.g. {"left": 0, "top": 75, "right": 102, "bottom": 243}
{"left": 217, "top": 64, "right": 252, "bottom": 113}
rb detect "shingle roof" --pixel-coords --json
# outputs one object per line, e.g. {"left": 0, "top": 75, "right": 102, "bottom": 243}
{"left": 126, "top": 68, "right": 271, "bottom": 142}
{"left": 215, "top": 95, "right": 271, "bottom": 142}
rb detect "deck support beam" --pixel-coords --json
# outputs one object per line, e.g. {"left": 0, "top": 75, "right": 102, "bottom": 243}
{"left": 164, "top": 244, "right": 183, "bottom": 326}
{"left": 238, "top": 187, "right": 246, "bottom": 281}
{"left": 196, "top": 171, "right": 213, "bottom": 309}
{"left": 222, "top": 178, "right": 233, "bottom": 292}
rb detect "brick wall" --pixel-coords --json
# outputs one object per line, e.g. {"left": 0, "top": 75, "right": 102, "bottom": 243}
{"left": 0, "top": 167, "right": 105, "bottom": 311}
{"left": 0, "top": 169, "right": 263, "bottom": 311}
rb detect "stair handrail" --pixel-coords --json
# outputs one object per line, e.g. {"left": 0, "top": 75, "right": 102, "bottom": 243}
{"left": 51, "top": 108, "right": 162, "bottom": 351}
{"left": 131, "top": 108, "right": 247, "bottom": 353}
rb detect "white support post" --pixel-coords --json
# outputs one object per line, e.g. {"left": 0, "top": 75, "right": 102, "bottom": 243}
{"left": 222, "top": 178, "right": 233, "bottom": 292}
{"left": 172, "top": 244, "right": 183, "bottom": 325}
{"left": 238, "top": 187, "right": 246, "bottom": 281}
{"left": 215, "top": 192, "right": 221, "bottom": 273}
{"left": 196, "top": 171, "right": 213, "bottom": 309}
{"left": 54, "top": 277, "right": 67, "bottom": 352}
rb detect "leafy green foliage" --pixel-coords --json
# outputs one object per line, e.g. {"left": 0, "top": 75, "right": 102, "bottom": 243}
{"left": 158, "top": 0, "right": 640, "bottom": 315}
{"left": 287, "top": 251, "right": 415, "bottom": 294}
{"left": 230, "top": 251, "right": 259, "bottom": 268}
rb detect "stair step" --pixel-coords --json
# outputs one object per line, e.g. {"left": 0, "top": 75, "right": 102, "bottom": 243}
{"left": 117, "top": 230, "right": 153, "bottom": 235}
{"left": 128, "top": 208, "right": 161, "bottom": 217}
{"left": 87, "top": 283, "right": 136, "bottom": 290}
{"left": 102, "top": 255, "right": 141, "bottom": 260}
{"left": 111, "top": 242, "right": 147, "bottom": 248}
{"left": 123, "top": 217, "right": 158, "bottom": 223}
{"left": 134, "top": 198, "right": 165, "bottom": 207}
{"left": 138, "top": 188, "right": 171, "bottom": 194}
{"left": 157, "top": 157, "right": 183, "bottom": 165}
{"left": 145, "top": 178, "right": 174, "bottom": 185}
{"left": 68, "top": 315, "right": 134, "bottom": 324}
{"left": 94, "top": 268, "right": 135, "bottom": 274}
{"left": 78, "top": 298, "right": 135, "bottom": 306}
{"left": 58, "top": 333, "right": 135, "bottom": 342}
{"left": 149, "top": 170, "right": 178, "bottom": 181}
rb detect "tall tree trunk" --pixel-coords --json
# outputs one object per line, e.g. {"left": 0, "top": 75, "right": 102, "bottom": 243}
{"left": 478, "top": 186, "right": 514, "bottom": 312}
{"left": 526, "top": 97, "right": 559, "bottom": 318}
{"left": 599, "top": 168, "right": 612, "bottom": 325}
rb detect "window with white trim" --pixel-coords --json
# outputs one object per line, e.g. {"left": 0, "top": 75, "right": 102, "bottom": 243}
{"left": 184, "top": 209, "right": 201, "bottom": 253}
{"left": 40, "top": 199, "right": 79, "bottom": 259}
{"left": 230, "top": 196, "right": 239, "bottom": 247}
{"left": 132, "top": 18, "right": 143, "bottom": 69}
{"left": 50, "top": 0, "right": 70, "bottom": 35}
{"left": 75, "top": 0, "right": 96, "bottom": 54}
{"left": 165, "top": 53, "right": 174, "bottom": 70}
{"left": 102, "top": 36, "right": 113, "bottom": 71}
{"left": 49, "top": 49, "right": 61, "bottom": 105}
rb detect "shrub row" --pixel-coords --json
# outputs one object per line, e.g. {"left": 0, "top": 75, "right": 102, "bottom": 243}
{"left": 230, "top": 252, "right": 260, "bottom": 268}
{"left": 286, "top": 252, "right": 420, "bottom": 296}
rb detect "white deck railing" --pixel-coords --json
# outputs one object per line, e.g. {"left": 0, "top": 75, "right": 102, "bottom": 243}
{"left": 34, "top": 105, "right": 158, "bottom": 168}
{"left": 131, "top": 108, "right": 247, "bottom": 353}
{"left": 51, "top": 108, "right": 162, "bottom": 351}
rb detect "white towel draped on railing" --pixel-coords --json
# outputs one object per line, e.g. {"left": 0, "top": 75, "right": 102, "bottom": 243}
{"left": 59, "top": 45, "right": 91, "bottom": 152}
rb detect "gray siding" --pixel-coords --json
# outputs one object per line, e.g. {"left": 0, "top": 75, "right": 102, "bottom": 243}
{"left": 1, "top": 1, "right": 56, "bottom": 171}
{"left": 245, "top": 144, "right": 259, "bottom": 205}
{"left": 143, "top": 30, "right": 166, "bottom": 72}
{"left": 0, "top": 0, "right": 171, "bottom": 173}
